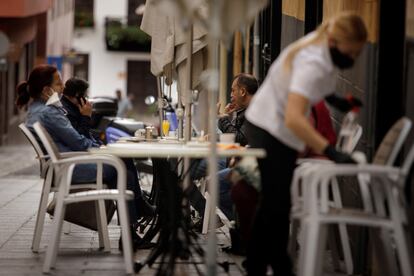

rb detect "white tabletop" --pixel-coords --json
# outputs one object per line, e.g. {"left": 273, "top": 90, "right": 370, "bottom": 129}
{"left": 89, "top": 141, "right": 266, "bottom": 159}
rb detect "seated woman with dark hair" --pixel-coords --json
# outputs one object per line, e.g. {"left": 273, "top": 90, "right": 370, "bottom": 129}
{"left": 15, "top": 65, "right": 153, "bottom": 250}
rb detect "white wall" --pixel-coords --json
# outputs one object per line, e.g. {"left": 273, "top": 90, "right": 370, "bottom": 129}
{"left": 73, "top": 0, "right": 150, "bottom": 98}
{"left": 47, "top": 0, "right": 75, "bottom": 81}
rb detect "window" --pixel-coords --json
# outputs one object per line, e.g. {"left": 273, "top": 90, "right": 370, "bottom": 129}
{"left": 74, "top": 0, "right": 94, "bottom": 28}
{"left": 127, "top": 0, "right": 145, "bottom": 26}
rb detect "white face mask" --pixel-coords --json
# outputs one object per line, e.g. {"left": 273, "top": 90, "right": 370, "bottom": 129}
{"left": 45, "top": 91, "right": 63, "bottom": 107}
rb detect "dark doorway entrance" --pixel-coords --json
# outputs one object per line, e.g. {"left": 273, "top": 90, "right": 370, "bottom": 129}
{"left": 258, "top": 0, "right": 282, "bottom": 81}
{"left": 126, "top": 60, "right": 157, "bottom": 113}
{"left": 375, "top": 0, "right": 407, "bottom": 147}
{"left": 73, "top": 53, "right": 89, "bottom": 81}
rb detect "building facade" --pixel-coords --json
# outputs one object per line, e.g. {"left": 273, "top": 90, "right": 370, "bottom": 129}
{"left": 72, "top": 0, "right": 153, "bottom": 99}
{"left": 0, "top": 0, "right": 74, "bottom": 146}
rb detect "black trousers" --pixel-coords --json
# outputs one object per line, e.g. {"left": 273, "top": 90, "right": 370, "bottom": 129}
{"left": 245, "top": 120, "right": 297, "bottom": 276}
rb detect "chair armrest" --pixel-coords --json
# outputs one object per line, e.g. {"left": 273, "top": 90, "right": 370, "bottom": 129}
{"left": 40, "top": 151, "right": 89, "bottom": 160}
{"left": 60, "top": 152, "right": 89, "bottom": 158}
{"left": 296, "top": 158, "right": 332, "bottom": 165}
{"left": 53, "top": 154, "right": 128, "bottom": 193}
{"left": 54, "top": 154, "right": 125, "bottom": 168}
{"left": 307, "top": 164, "right": 402, "bottom": 212}
{"left": 312, "top": 164, "right": 400, "bottom": 178}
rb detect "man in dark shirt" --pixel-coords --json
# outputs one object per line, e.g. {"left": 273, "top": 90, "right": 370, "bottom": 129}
{"left": 61, "top": 77, "right": 94, "bottom": 139}
{"left": 61, "top": 77, "right": 155, "bottom": 249}
{"left": 188, "top": 73, "right": 258, "bottom": 224}
{"left": 217, "top": 73, "right": 258, "bottom": 146}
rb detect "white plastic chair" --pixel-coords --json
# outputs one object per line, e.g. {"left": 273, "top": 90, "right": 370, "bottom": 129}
{"left": 19, "top": 124, "right": 96, "bottom": 252}
{"left": 32, "top": 122, "right": 135, "bottom": 274}
{"left": 336, "top": 111, "right": 363, "bottom": 153}
{"left": 289, "top": 111, "right": 363, "bottom": 273}
{"left": 290, "top": 116, "right": 411, "bottom": 274}
{"left": 297, "top": 140, "right": 414, "bottom": 276}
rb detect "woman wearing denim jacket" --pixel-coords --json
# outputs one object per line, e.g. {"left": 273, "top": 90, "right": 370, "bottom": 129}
{"left": 16, "top": 65, "right": 153, "bottom": 250}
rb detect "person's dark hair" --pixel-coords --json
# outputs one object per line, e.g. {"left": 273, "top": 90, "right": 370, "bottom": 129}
{"left": 233, "top": 73, "right": 259, "bottom": 95}
{"left": 15, "top": 65, "right": 57, "bottom": 108}
{"left": 63, "top": 77, "right": 89, "bottom": 98}
{"left": 115, "top": 89, "right": 122, "bottom": 100}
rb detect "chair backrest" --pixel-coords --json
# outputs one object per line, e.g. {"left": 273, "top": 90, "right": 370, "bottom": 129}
{"left": 337, "top": 125, "right": 362, "bottom": 153}
{"left": 18, "top": 123, "right": 48, "bottom": 177}
{"left": 402, "top": 140, "right": 414, "bottom": 177}
{"left": 32, "top": 122, "right": 62, "bottom": 164}
{"left": 336, "top": 112, "right": 363, "bottom": 153}
{"left": 373, "top": 117, "right": 412, "bottom": 166}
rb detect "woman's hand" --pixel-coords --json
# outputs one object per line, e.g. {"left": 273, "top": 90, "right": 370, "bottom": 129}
{"left": 323, "top": 145, "right": 356, "bottom": 163}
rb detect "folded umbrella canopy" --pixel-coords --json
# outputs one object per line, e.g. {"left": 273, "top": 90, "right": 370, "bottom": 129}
{"left": 140, "top": 0, "right": 268, "bottom": 93}
{"left": 140, "top": 0, "right": 207, "bottom": 89}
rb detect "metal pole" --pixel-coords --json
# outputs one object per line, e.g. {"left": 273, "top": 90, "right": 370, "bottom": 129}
{"left": 206, "top": 41, "right": 219, "bottom": 276}
{"left": 244, "top": 24, "right": 251, "bottom": 74}
{"left": 183, "top": 22, "right": 193, "bottom": 191}
{"left": 206, "top": 1, "right": 221, "bottom": 275}
{"left": 253, "top": 15, "right": 260, "bottom": 78}
{"left": 219, "top": 43, "right": 227, "bottom": 111}
{"left": 156, "top": 76, "right": 164, "bottom": 137}
{"left": 184, "top": 23, "right": 193, "bottom": 143}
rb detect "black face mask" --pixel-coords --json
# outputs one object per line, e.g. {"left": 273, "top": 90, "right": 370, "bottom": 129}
{"left": 329, "top": 47, "right": 354, "bottom": 69}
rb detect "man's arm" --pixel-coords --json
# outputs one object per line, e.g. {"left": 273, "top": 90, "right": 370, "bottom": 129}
{"left": 218, "top": 113, "right": 248, "bottom": 146}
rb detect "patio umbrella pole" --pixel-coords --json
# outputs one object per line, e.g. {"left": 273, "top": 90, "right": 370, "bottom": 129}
{"left": 206, "top": 0, "right": 221, "bottom": 275}
{"left": 183, "top": 22, "right": 193, "bottom": 191}
{"left": 157, "top": 76, "right": 164, "bottom": 137}
{"left": 177, "top": 80, "right": 184, "bottom": 139}
{"left": 253, "top": 15, "right": 260, "bottom": 78}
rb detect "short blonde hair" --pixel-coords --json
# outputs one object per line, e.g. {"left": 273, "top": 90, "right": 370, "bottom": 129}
{"left": 284, "top": 12, "right": 368, "bottom": 71}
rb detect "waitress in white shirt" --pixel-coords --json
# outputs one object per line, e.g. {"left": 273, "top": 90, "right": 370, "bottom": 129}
{"left": 244, "top": 12, "right": 368, "bottom": 275}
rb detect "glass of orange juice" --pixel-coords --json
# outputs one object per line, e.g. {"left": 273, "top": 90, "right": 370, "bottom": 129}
{"left": 162, "top": 119, "right": 170, "bottom": 136}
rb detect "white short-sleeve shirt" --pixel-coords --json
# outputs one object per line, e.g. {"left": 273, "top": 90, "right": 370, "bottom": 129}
{"left": 245, "top": 32, "right": 337, "bottom": 151}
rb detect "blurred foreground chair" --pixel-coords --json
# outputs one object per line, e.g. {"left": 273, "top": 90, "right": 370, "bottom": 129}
{"left": 295, "top": 118, "right": 413, "bottom": 276}
{"left": 289, "top": 111, "right": 364, "bottom": 274}
{"left": 32, "top": 122, "right": 135, "bottom": 274}
{"left": 290, "top": 116, "right": 411, "bottom": 274}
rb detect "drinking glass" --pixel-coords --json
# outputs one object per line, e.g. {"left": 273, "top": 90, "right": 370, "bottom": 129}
{"left": 162, "top": 120, "right": 170, "bottom": 136}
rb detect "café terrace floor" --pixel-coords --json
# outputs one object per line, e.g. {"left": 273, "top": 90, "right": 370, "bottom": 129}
{"left": 0, "top": 144, "right": 345, "bottom": 275}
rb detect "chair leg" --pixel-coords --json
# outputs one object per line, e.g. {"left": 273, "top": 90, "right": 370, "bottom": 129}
{"left": 393, "top": 225, "right": 414, "bottom": 276}
{"left": 327, "top": 226, "right": 342, "bottom": 272}
{"left": 368, "top": 228, "right": 399, "bottom": 276}
{"left": 298, "top": 221, "right": 327, "bottom": 276}
{"left": 117, "top": 199, "right": 134, "bottom": 274}
{"left": 288, "top": 219, "right": 300, "bottom": 259}
{"left": 62, "top": 222, "right": 71, "bottom": 234}
{"left": 332, "top": 180, "right": 354, "bottom": 274}
{"left": 43, "top": 199, "right": 66, "bottom": 273}
{"left": 199, "top": 178, "right": 206, "bottom": 195}
{"left": 202, "top": 192, "right": 211, "bottom": 234}
{"left": 95, "top": 200, "right": 110, "bottom": 252}
{"left": 32, "top": 169, "right": 53, "bottom": 252}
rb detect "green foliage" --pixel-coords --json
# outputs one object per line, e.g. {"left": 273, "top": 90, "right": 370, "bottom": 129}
{"left": 75, "top": 11, "right": 94, "bottom": 28}
{"left": 106, "top": 25, "right": 151, "bottom": 50}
